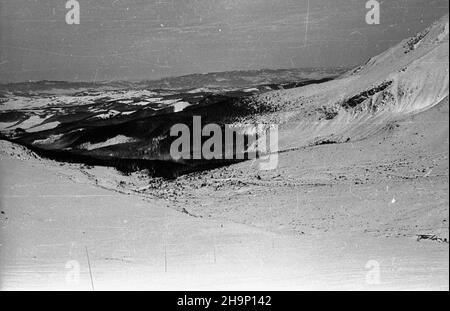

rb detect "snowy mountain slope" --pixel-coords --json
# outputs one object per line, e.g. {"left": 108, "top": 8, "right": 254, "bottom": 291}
{"left": 249, "top": 14, "right": 449, "bottom": 151}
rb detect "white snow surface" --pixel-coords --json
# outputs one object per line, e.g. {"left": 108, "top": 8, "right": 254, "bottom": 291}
{"left": 78, "top": 135, "right": 138, "bottom": 150}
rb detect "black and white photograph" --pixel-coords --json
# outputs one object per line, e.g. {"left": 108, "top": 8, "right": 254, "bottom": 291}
{"left": 0, "top": 0, "right": 448, "bottom": 293}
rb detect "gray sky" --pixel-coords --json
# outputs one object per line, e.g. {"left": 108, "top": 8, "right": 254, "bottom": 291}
{"left": 0, "top": 0, "right": 448, "bottom": 83}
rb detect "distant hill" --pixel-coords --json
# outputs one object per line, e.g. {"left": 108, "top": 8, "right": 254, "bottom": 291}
{"left": 0, "top": 67, "right": 346, "bottom": 94}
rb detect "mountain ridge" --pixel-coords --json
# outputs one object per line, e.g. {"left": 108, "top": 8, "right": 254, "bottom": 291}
{"left": 246, "top": 14, "right": 449, "bottom": 151}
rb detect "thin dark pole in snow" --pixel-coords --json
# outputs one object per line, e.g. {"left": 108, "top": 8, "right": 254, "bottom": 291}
{"left": 85, "top": 246, "right": 95, "bottom": 291}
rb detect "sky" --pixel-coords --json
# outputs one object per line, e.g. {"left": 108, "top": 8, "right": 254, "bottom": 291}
{"left": 0, "top": 0, "right": 448, "bottom": 83}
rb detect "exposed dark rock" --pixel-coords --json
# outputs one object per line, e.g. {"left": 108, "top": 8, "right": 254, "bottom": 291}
{"left": 341, "top": 81, "right": 393, "bottom": 109}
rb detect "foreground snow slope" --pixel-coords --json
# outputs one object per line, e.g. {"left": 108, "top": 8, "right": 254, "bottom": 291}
{"left": 0, "top": 140, "right": 448, "bottom": 290}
